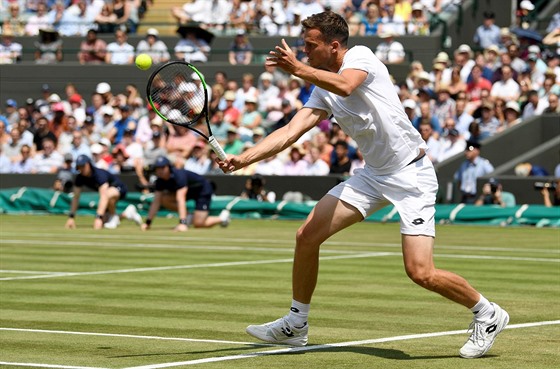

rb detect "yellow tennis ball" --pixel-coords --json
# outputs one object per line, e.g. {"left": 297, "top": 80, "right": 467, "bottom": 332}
{"left": 135, "top": 54, "right": 152, "bottom": 70}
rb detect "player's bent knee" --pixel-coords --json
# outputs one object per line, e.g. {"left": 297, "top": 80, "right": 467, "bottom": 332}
{"left": 406, "top": 268, "right": 438, "bottom": 290}
{"left": 295, "top": 225, "right": 322, "bottom": 248}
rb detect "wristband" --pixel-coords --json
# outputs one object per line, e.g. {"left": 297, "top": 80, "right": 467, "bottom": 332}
{"left": 179, "top": 218, "right": 188, "bottom": 225}
{"left": 146, "top": 219, "right": 152, "bottom": 226}
{"left": 68, "top": 212, "right": 75, "bottom": 218}
{"left": 96, "top": 214, "right": 103, "bottom": 219}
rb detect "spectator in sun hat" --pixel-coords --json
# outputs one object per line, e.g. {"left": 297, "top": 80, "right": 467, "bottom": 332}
{"left": 375, "top": 31, "right": 405, "bottom": 64}
{"left": 136, "top": 28, "right": 170, "bottom": 64}
{"left": 454, "top": 44, "right": 476, "bottom": 82}
{"left": 407, "top": 1, "right": 429, "bottom": 36}
{"left": 499, "top": 101, "right": 522, "bottom": 131}
{"left": 473, "top": 11, "right": 501, "bottom": 49}
{"left": 516, "top": 0, "right": 535, "bottom": 29}
{"left": 5, "top": 99, "right": 19, "bottom": 126}
{"left": 90, "top": 143, "right": 109, "bottom": 170}
{"left": 0, "top": 28, "right": 22, "bottom": 64}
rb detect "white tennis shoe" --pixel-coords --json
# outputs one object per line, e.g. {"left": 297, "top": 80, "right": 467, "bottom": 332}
{"left": 246, "top": 316, "right": 308, "bottom": 346}
{"left": 103, "top": 214, "right": 121, "bottom": 229}
{"left": 122, "top": 204, "right": 142, "bottom": 225}
{"left": 219, "top": 209, "right": 231, "bottom": 227}
{"left": 460, "top": 303, "right": 509, "bottom": 358}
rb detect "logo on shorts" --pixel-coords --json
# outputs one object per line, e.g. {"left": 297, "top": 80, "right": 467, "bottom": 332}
{"left": 412, "top": 218, "right": 425, "bottom": 225}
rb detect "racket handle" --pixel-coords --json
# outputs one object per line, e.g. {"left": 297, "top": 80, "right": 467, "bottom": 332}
{"left": 208, "top": 136, "right": 227, "bottom": 161}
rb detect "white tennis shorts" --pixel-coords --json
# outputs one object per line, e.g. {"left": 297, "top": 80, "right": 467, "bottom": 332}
{"left": 328, "top": 156, "right": 438, "bottom": 237}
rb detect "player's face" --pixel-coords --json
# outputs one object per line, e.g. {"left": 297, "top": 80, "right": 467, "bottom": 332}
{"left": 155, "top": 165, "right": 170, "bottom": 180}
{"left": 303, "top": 29, "right": 335, "bottom": 70}
{"left": 77, "top": 163, "right": 91, "bottom": 176}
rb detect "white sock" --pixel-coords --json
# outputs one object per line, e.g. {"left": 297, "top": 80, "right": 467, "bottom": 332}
{"left": 470, "top": 295, "right": 495, "bottom": 321}
{"left": 287, "top": 299, "right": 309, "bottom": 328}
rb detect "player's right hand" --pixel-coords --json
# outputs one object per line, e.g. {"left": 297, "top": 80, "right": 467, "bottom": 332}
{"left": 141, "top": 223, "right": 150, "bottom": 231}
{"left": 65, "top": 218, "right": 76, "bottom": 229}
{"left": 174, "top": 223, "right": 188, "bottom": 232}
{"left": 216, "top": 155, "right": 240, "bottom": 174}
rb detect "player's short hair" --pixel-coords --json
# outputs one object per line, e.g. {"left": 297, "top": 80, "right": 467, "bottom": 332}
{"left": 302, "top": 11, "right": 349, "bottom": 47}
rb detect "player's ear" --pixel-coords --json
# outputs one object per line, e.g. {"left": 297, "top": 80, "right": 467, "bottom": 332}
{"left": 331, "top": 40, "right": 340, "bottom": 53}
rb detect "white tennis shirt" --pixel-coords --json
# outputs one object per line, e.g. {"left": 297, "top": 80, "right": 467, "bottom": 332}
{"left": 305, "top": 45, "right": 427, "bottom": 175}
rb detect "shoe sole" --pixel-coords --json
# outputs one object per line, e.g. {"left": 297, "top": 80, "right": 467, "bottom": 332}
{"left": 460, "top": 310, "right": 510, "bottom": 359}
{"left": 246, "top": 326, "right": 307, "bottom": 347}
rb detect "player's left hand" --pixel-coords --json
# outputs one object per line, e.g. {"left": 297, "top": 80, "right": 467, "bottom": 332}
{"left": 93, "top": 218, "right": 103, "bottom": 230}
{"left": 266, "top": 38, "right": 300, "bottom": 74}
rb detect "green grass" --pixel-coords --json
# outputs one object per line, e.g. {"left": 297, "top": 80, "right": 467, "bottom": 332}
{"left": 0, "top": 215, "right": 559, "bottom": 369}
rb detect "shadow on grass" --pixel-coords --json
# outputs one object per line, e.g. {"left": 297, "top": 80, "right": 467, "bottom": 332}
{"left": 110, "top": 344, "right": 496, "bottom": 360}
{"left": 109, "top": 344, "right": 274, "bottom": 358}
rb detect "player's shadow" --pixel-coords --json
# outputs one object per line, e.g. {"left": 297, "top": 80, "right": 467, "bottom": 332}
{"left": 298, "top": 346, "right": 460, "bottom": 360}
{"left": 108, "top": 344, "right": 276, "bottom": 358}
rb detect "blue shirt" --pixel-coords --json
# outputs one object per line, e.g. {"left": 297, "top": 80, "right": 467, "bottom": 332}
{"left": 473, "top": 24, "right": 501, "bottom": 49}
{"left": 75, "top": 166, "right": 127, "bottom": 193}
{"left": 155, "top": 167, "right": 213, "bottom": 199}
{"left": 454, "top": 156, "right": 494, "bottom": 195}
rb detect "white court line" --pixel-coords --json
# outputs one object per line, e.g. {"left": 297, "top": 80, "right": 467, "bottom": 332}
{"left": 123, "top": 320, "right": 560, "bottom": 368}
{"left": 0, "top": 363, "right": 106, "bottom": 369}
{"left": 0, "top": 252, "right": 395, "bottom": 281}
{"left": 2, "top": 232, "right": 558, "bottom": 254}
{"left": 2, "top": 249, "right": 558, "bottom": 281}
{"left": 0, "top": 270, "right": 67, "bottom": 275}
{"left": 0, "top": 239, "right": 376, "bottom": 255}
{"left": 2, "top": 320, "right": 558, "bottom": 369}
{"left": 0, "top": 327, "right": 276, "bottom": 347}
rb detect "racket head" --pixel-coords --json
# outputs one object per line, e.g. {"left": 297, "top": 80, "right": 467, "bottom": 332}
{"left": 146, "top": 61, "right": 209, "bottom": 128}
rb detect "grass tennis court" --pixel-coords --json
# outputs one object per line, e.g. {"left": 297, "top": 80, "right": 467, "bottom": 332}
{"left": 1, "top": 214, "right": 559, "bottom": 368}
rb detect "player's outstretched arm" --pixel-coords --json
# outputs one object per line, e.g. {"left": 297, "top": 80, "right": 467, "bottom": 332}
{"left": 218, "top": 107, "right": 326, "bottom": 173}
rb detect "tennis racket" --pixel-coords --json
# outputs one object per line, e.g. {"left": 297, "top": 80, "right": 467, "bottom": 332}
{"left": 146, "top": 61, "right": 227, "bottom": 160}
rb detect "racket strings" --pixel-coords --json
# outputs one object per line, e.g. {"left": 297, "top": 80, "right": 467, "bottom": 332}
{"left": 149, "top": 65, "right": 206, "bottom": 125}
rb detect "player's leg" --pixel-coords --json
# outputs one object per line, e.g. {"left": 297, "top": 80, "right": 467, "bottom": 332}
{"left": 396, "top": 158, "right": 508, "bottom": 358}
{"left": 103, "top": 186, "right": 123, "bottom": 229}
{"left": 292, "top": 194, "right": 364, "bottom": 303}
{"left": 245, "top": 194, "right": 364, "bottom": 346}
{"left": 402, "top": 235, "right": 480, "bottom": 307}
{"left": 191, "top": 194, "right": 230, "bottom": 228}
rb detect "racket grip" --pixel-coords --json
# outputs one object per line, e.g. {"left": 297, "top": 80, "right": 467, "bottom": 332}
{"left": 208, "top": 136, "right": 227, "bottom": 161}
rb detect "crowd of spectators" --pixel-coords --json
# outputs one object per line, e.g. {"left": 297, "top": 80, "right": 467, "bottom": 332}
{"left": 169, "top": 0, "right": 458, "bottom": 37}
{"left": 0, "top": 1, "right": 558, "bottom": 202}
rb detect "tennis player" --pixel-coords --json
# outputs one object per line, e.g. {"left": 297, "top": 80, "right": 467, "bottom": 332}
{"left": 217, "top": 11, "right": 508, "bottom": 359}
{"left": 140, "top": 156, "right": 230, "bottom": 232}
{"left": 65, "top": 155, "right": 142, "bottom": 230}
